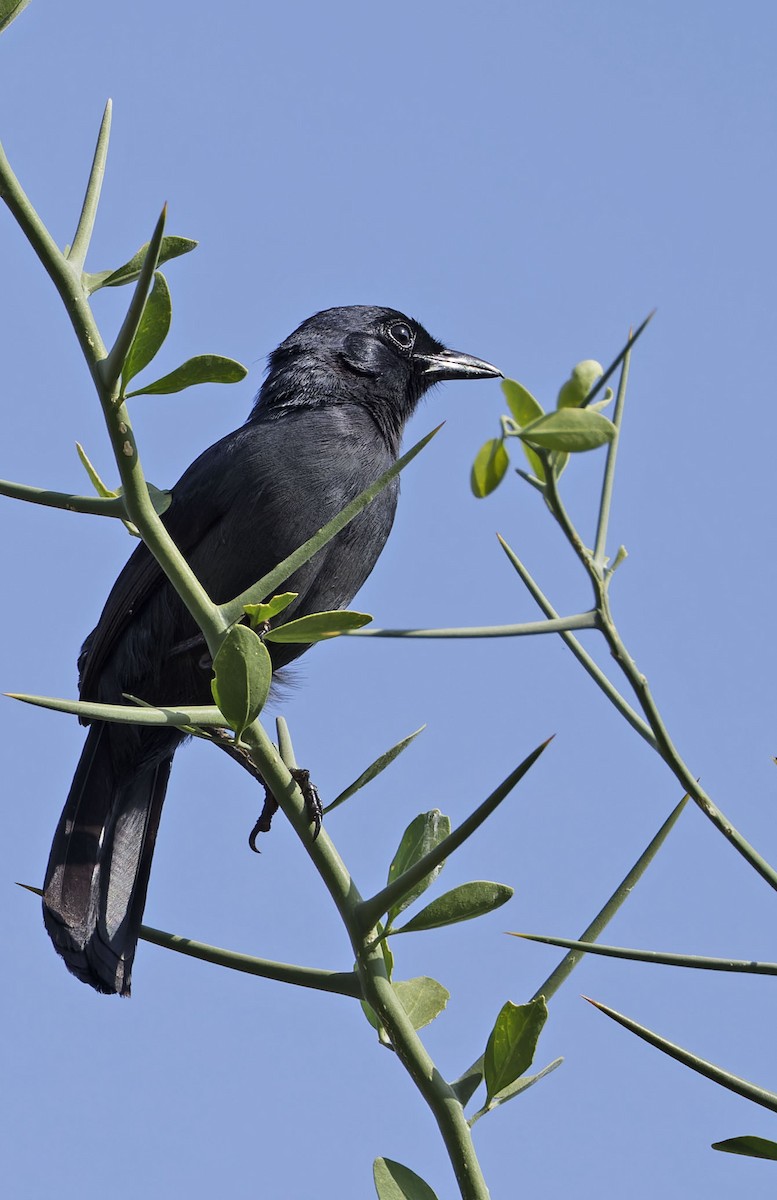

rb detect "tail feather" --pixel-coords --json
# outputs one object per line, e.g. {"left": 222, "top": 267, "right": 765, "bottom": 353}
{"left": 43, "top": 724, "right": 172, "bottom": 996}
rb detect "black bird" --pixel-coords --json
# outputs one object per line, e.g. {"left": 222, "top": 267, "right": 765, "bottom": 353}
{"left": 42, "top": 305, "right": 500, "bottom": 996}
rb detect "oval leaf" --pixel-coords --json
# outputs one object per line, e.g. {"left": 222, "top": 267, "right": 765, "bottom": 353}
{"left": 243, "top": 592, "right": 298, "bottom": 628}
{"left": 484, "top": 997, "right": 548, "bottom": 1104}
{"left": 263, "top": 609, "right": 372, "bottom": 643}
{"left": 557, "top": 360, "right": 604, "bottom": 408}
{"left": 127, "top": 353, "right": 248, "bottom": 397}
{"left": 121, "top": 271, "right": 172, "bottom": 387}
{"left": 502, "top": 378, "right": 544, "bottom": 425}
{"left": 373, "top": 1158, "right": 439, "bottom": 1200}
{"left": 210, "top": 624, "right": 272, "bottom": 738}
{"left": 360, "top": 977, "right": 448, "bottom": 1034}
{"left": 393, "top": 976, "right": 449, "bottom": 1030}
{"left": 471, "top": 438, "right": 509, "bottom": 498}
{"left": 394, "top": 880, "right": 513, "bottom": 935}
{"left": 387, "top": 810, "right": 451, "bottom": 922}
{"left": 520, "top": 407, "right": 616, "bottom": 452}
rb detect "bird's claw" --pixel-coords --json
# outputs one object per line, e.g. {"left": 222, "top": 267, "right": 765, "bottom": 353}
{"left": 291, "top": 768, "right": 323, "bottom": 839}
{"left": 248, "top": 791, "right": 277, "bottom": 852}
{"left": 248, "top": 767, "right": 323, "bottom": 851}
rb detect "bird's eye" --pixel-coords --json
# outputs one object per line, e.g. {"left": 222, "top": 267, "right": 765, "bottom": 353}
{"left": 387, "top": 321, "right": 415, "bottom": 350}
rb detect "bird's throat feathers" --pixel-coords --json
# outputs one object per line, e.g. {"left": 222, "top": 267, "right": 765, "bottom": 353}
{"left": 248, "top": 345, "right": 416, "bottom": 452}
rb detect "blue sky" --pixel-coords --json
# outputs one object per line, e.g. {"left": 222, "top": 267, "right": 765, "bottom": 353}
{"left": 3, "top": 2, "right": 777, "bottom": 1197}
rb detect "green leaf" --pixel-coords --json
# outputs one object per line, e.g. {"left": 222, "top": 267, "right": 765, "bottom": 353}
{"left": 361, "top": 977, "right": 449, "bottom": 1033}
{"left": 263, "top": 609, "right": 372, "bottom": 643}
{"left": 121, "top": 271, "right": 171, "bottom": 387}
{"left": 470, "top": 1056, "right": 562, "bottom": 1125}
{"left": 712, "top": 1136, "right": 777, "bottom": 1160}
{"left": 589, "top": 387, "right": 614, "bottom": 412}
{"left": 126, "top": 354, "right": 248, "bottom": 397}
{"left": 521, "top": 443, "right": 546, "bottom": 483}
{"left": 362, "top": 974, "right": 448, "bottom": 1032}
{"left": 395, "top": 976, "right": 449, "bottom": 1029}
{"left": 88, "top": 236, "right": 198, "bottom": 292}
{"left": 393, "top": 880, "right": 513, "bottom": 935}
{"left": 116, "top": 482, "right": 171, "bottom": 517}
{"left": 386, "top": 811, "right": 451, "bottom": 924}
{"left": 0, "top": 0, "right": 31, "bottom": 34}
{"left": 243, "top": 593, "right": 298, "bottom": 628}
{"left": 520, "top": 407, "right": 616, "bottom": 452}
{"left": 74, "top": 445, "right": 170, "bottom": 533}
{"left": 373, "top": 1157, "right": 439, "bottom": 1200}
{"left": 484, "top": 997, "right": 548, "bottom": 1105}
{"left": 210, "top": 624, "right": 272, "bottom": 738}
{"left": 76, "top": 442, "right": 119, "bottom": 499}
{"left": 549, "top": 450, "right": 569, "bottom": 479}
{"left": 377, "top": 921, "right": 394, "bottom": 981}
{"left": 471, "top": 438, "right": 509, "bottom": 497}
{"left": 502, "top": 378, "right": 544, "bottom": 425}
{"left": 557, "top": 360, "right": 604, "bottom": 408}
{"left": 326, "top": 726, "right": 426, "bottom": 814}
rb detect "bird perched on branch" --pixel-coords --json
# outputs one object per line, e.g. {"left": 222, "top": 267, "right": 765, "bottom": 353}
{"left": 43, "top": 305, "right": 501, "bottom": 996}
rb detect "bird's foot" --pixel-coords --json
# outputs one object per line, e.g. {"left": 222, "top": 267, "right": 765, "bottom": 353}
{"left": 248, "top": 767, "right": 323, "bottom": 851}
{"left": 248, "top": 790, "right": 277, "bottom": 852}
{"left": 291, "top": 768, "right": 323, "bottom": 839}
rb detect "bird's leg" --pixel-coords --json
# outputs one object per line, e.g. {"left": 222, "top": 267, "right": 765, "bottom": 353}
{"left": 206, "top": 730, "right": 273, "bottom": 849}
{"left": 209, "top": 727, "right": 266, "bottom": 784}
{"left": 208, "top": 730, "right": 323, "bottom": 847}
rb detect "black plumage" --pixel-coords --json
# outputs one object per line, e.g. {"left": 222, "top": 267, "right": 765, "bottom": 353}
{"left": 42, "top": 305, "right": 500, "bottom": 995}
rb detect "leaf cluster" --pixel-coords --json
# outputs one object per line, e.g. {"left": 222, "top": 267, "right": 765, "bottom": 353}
{"left": 471, "top": 362, "right": 615, "bottom": 498}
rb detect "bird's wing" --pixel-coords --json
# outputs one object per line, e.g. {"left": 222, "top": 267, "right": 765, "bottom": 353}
{"left": 78, "top": 430, "right": 244, "bottom": 698}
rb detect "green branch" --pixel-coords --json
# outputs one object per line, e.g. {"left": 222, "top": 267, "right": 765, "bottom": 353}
{"left": 68, "top": 100, "right": 112, "bottom": 270}
{"left": 139, "top": 924, "right": 362, "bottom": 996}
{"left": 518, "top": 934, "right": 777, "bottom": 976}
{"left": 497, "top": 534, "right": 656, "bottom": 745}
{"left": 7, "top": 692, "right": 226, "bottom": 727}
{"left": 499, "top": 333, "right": 777, "bottom": 893}
{"left": 357, "top": 738, "right": 551, "bottom": 934}
{"left": 0, "top": 478, "right": 129, "bottom": 518}
{"left": 347, "top": 612, "right": 598, "bottom": 639}
{"left": 2, "top": 111, "right": 501, "bottom": 1200}
{"left": 0, "top": 139, "right": 227, "bottom": 656}
{"left": 593, "top": 339, "right": 631, "bottom": 568}
{"left": 450, "top": 791, "right": 688, "bottom": 1107}
{"left": 586, "top": 996, "right": 777, "bottom": 1115}
{"left": 529, "top": 792, "right": 689, "bottom": 1003}
{"left": 231, "top": 716, "right": 488, "bottom": 1199}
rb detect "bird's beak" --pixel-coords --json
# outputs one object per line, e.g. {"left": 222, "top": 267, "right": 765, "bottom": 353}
{"left": 415, "top": 348, "right": 502, "bottom": 383}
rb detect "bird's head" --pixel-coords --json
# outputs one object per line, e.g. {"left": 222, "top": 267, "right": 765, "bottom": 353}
{"left": 253, "top": 305, "right": 501, "bottom": 447}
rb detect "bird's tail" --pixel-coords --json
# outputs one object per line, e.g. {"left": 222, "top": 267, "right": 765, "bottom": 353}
{"left": 42, "top": 723, "right": 172, "bottom": 996}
